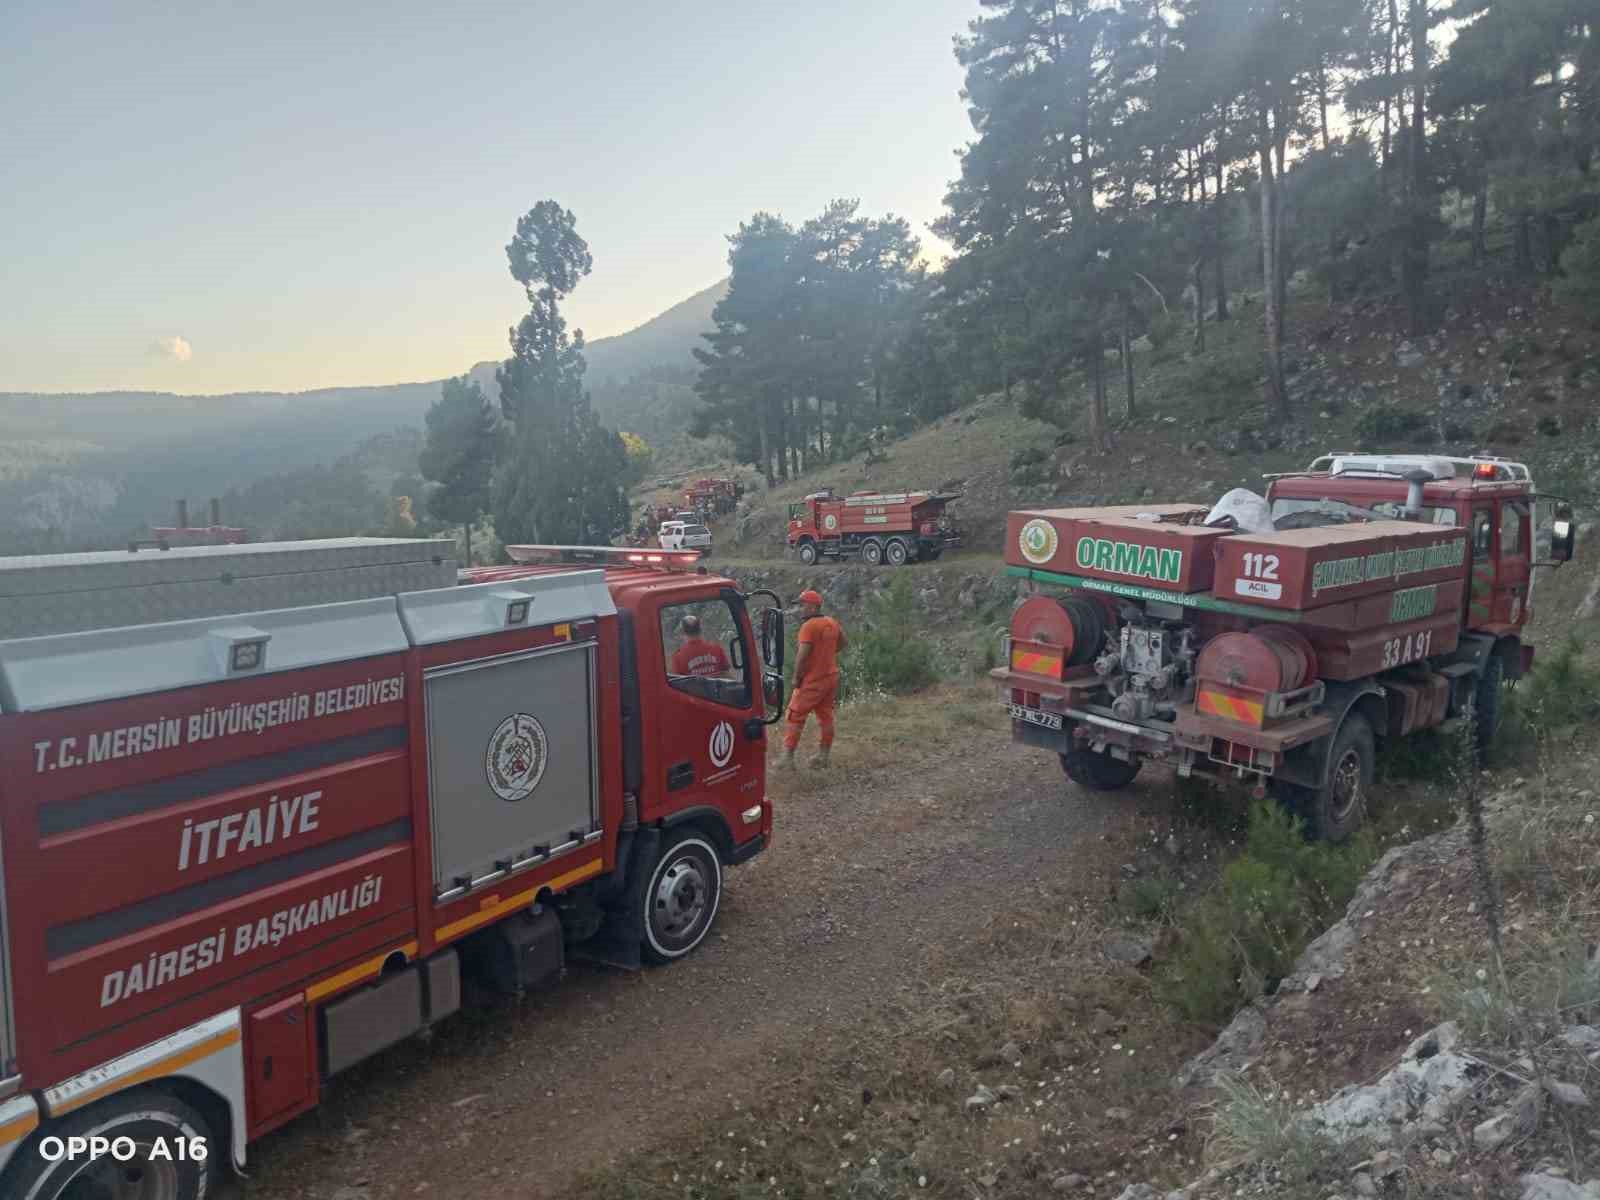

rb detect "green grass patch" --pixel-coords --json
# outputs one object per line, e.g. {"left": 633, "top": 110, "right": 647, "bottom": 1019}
{"left": 1159, "top": 802, "right": 1377, "bottom": 1028}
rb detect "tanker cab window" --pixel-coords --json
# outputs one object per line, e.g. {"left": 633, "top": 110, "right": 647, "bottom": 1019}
{"left": 1500, "top": 502, "right": 1526, "bottom": 557}
{"left": 1472, "top": 509, "right": 1493, "bottom": 557}
{"left": 660, "top": 599, "right": 751, "bottom": 709}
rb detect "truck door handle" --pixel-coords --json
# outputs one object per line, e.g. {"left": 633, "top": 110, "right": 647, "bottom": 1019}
{"left": 744, "top": 718, "right": 764, "bottom": 740}
{"left": 667, "top": 761, "right": 695, "bottom": 791}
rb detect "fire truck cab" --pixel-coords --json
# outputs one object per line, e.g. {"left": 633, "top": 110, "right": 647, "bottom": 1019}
{"left": 0, "top": 539, "right": 783, "bottom": 1200}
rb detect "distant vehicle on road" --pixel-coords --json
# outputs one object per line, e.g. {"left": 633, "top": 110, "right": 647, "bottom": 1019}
{"left": 659, "top": 520, "right": 713, "bottom": 554}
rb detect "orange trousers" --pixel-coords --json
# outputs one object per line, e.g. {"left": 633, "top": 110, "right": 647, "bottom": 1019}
{"left": 784, "top": 672, "right": 838, "bottom": 751}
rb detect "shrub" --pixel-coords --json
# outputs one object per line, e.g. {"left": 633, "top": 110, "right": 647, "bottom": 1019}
{"left": 1353, "top": 404, "right": 1430, "bottom": 443}
{"left": 1554, "top": 214, "right": 1600, "bottom": 315}
{"left": 1009, "top": 445, "right": 1050, "bottom": 470}
{"left": 1501, "top": 638, "right": 1600, "bottom": 750}
{"left": 844, "top": 574, "right": 940, "bottom": 696}
{"left": 1211, "top": 1072, "right": 1340, "bottom": 1181}
{"left": 1160, "top": 802, "right": 1375, "bottom": 1027}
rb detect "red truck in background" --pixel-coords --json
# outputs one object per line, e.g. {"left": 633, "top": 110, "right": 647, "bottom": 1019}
{"left": 685, "top": 478, "right": 742, "bottom": 521}
{"left": 0, "top": 538, "right": 784, "bottom": 1200}
{"left": 786, "top": 488, "right": 963, "bottom": 566}
{"left": 993, "top": 453, "right": 1576, "bottom": 840}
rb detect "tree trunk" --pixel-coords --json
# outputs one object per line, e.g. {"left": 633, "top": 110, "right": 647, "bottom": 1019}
{"left": 1515, "top": 212, "right": 1533, "bottom": 273}
{"left": 1214, "top": 157, "right": 1230, "bottom": 321}
{"left": 1317, "top": 65, "right": 1331, "bottom": 151}
{"left": 1471, "top": 187, "right": 1487, "bottom": 266}
{"left": 1088, "top": 328, "right": 1110, "bottom": 452}
{"left": 1259, "top": 117, "right": 1288, "bottom": 420}
{"left": 1383, "top": 0, "right": 1399, "bottom": 191}
{"left": 463, "top": 523, "right": 471, "bottom": 565}
{"left": 1122, "top": 299, "right": 1137, "bottom": 418}
{"left": 776, "top": 397, "right": 790, "bottom": 482}
{"left": 1191, "top": 258, "right": 1206, "bottom": 352}
{"left": 1403, "top": 0, "right": 1430, "bottom": 336}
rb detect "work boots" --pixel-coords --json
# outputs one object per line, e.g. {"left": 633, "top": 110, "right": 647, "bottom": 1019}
{"left": 780, "top": 748, "right": 797, "bottom": 770}
{"left": 811, "top": 746, "right": 831, "bottom": 769}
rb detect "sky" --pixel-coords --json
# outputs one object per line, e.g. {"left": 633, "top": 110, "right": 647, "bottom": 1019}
{"left": 0, "top": 0, "right": 978, "bottom": 396}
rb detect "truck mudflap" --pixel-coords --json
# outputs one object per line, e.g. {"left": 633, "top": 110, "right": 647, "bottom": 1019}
{"left": 0, "top": 1093, "right": 39, "bottom": 1178}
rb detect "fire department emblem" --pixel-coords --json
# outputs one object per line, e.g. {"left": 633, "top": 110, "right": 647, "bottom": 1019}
{"left": 1019, "top": 518, "right": 1059, "bottom": 565}
{"left": 823, "top": 513, "right": 838, "bottom": 531}
{"left": 709, "top": 720, "right": 735, "bottom": 768}
{"left": 486, "top": 713, "right": 548, "bottom": 802}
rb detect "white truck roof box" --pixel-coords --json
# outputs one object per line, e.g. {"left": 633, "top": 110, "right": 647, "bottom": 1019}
{"left": 0, "top": 537, "right": 457, "bottom": 639}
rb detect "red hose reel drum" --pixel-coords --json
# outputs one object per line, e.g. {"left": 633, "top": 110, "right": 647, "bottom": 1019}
{"left": 1196, "top": 626, "right": 1318, "bottom": 693}
{"left": 1011, "top": 593, "right": 1113, "bottom": 668}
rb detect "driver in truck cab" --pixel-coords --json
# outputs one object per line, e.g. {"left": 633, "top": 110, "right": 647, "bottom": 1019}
{"left": 669, "top": 612, "right": 731, "bottom": 677}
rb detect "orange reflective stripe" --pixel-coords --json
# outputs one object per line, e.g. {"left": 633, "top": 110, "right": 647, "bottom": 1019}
{"left": 1010, "top": 647, "right": 1063, "bottom": 677}
{"left": 1198, "top": 689, "right": 1264, "bottom": 726}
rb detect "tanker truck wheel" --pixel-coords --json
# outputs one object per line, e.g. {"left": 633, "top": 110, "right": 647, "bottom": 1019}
{"left": 797, "top": 541, "right": 818, "bottom": 566}
{"left": 9, "top": 1086, "right": 219, "bottom": 1200}
{"left": 885, "top": 538, "right": 909, "bottom": 567}
{"left": 1061, "top": 746, "right": 1142, "bottom": 791}
{"left": 1302, "top": 713, "right": 1374, "bottom": 843}
{"left": 641, "top": 829, "right": 723, "bottom": 965}
{"left": 860, "top": 539, "right": 884, "bottom": 566}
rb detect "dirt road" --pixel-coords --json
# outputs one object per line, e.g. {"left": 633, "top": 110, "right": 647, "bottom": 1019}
{"left": 226, "top": 695, "right": 1162, "bottom": 1199}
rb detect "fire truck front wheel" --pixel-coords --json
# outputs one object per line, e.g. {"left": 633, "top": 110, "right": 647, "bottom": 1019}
{"left": 10, "top": 1087, "right": 220, "bottom": 1200}
{"left": 1060, "top": 747, "right": 1141, "bottom": 791}
{"left": 641, "top": 830, "right": 723, "bottom": 964}
{"left": 797, "top": 540, "right": 818, "bottom": 566}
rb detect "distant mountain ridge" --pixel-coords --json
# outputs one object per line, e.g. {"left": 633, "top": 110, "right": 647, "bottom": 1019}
{"left": 0, "top": 278, "right": 726, "bottom": 547}
{"left": 465, "top": 277, "right": 725, "bottom": 422}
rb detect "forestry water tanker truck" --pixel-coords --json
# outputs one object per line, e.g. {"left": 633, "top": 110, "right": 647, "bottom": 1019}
{"left": 0, "top": 538, "right": 784, "bottom": 1200}
{"left": 994, "top": 453, "right": 1576, "bottom": 839}
{"left": 786, "top": 488, "right": 962, "bottom": 566}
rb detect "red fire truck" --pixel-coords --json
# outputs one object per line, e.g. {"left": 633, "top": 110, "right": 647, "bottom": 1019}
{"left": 684, "top": 478, "right": 742, "bottom": 520}
{"left": 0, "top": 538, "right": 783, "bottom": 1199}
{"left": 994, "top": 453, "right": 1576, "bottom": 839}
{"left": 786, "top": 489, "right": 962, "bottom": 566}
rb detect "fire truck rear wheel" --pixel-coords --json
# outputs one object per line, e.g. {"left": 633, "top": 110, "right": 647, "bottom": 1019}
{"left": 885, "top": 538, "right": 909, "bottom": 567}
{"left": 798, "top": 541, "right": 818, "bottom": 566}
{"left": 641, "top": 830, "right": 723, "bottom": 965}
{"left": 1304, "top": 713, "right": 1374, "bottom": 843}
{"left": 861, "top": 539, "right": 884, "bottom": 566}
{"left": 11, "top": 1088, "right": 219, "bottom": 1200}
{"left": 1060, "top": 747, "right": 1141, "bottom": 791}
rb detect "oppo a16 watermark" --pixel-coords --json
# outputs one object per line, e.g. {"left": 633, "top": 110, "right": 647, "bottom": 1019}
{"left": 38, "top": 1135, "right": 208, "bottom": 1163}
{"left": 1076, "top": 537, "right": 1183, "bottom": 585}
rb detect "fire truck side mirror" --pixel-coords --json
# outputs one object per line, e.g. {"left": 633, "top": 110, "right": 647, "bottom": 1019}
{"left": 760, "top": 606, "right": 785, "bottom": 671}
{"left": 1551, "top": 509, "right": 1576, "bottom": 565}
{"left": 762, "top": 669, "right": 784, "bottom": 722}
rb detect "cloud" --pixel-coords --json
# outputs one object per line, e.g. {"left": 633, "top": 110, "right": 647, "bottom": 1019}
{"left": 150, "top": 335, "right": 193, "bottom": 362}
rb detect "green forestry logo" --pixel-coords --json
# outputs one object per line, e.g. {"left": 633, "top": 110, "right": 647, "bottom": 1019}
{"left": 1076, "top": 537, "right": 1183, "bottom": 584}
{"left": 1018, "top": 518, "right": 1059, "bottom": 564}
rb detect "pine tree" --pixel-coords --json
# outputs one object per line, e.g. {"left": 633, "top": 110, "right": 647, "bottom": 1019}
{"left": 492, "top": 201, "right": 628, "bottom": 547}
{"left": 418, "top": 375, "right": 497, "bottom": 554}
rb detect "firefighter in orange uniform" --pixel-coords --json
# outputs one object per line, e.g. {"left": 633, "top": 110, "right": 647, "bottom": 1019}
{"left": 670, "top": 613, "right": 731, "bottom": 677}
{"left": 783, "top": 589, "right": 846, "bottom": 768}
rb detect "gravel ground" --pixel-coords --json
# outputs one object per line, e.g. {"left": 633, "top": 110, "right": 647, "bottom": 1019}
{"left": 222, "top": 702, "right": 1153, "bottom": 1200}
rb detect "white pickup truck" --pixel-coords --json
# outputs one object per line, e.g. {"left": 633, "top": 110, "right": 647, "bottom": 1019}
{"left": 658, "top": 520, "right": 713, "bottom": 555}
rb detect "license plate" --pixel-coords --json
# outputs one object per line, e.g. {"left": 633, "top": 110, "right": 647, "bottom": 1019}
{"left": 1008, "top": 703, "right": 1063, "bottom": 731}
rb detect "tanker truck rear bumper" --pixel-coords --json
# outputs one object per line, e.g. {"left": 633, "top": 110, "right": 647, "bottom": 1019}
{"left": 994, "top": 667, "right": 1333, "bottom": 788}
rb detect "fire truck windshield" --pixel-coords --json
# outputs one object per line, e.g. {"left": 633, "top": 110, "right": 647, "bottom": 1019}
{"left": 1270, "top": 497, "right": 1458, "bottom": 528}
